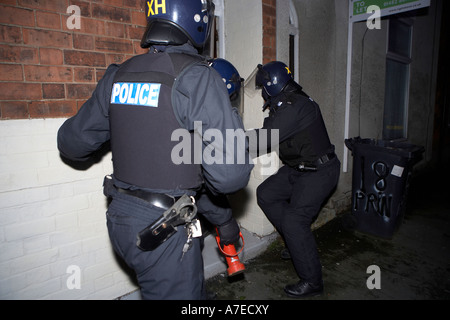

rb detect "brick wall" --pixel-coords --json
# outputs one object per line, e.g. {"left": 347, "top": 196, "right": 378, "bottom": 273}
{"left": 0, "top": 0, "right": 147, "bottom": 120}
{"left": 262, "top": 0, "right": 276, "bottom": 64}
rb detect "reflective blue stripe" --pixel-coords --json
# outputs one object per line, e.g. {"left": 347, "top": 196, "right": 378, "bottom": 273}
{"left": 110, "top": 82, "right": 161, "bottom": 107}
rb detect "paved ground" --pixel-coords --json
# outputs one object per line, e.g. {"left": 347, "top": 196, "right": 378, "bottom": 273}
{"left": 205, "top": 166, "right": 450, "bottom": 300}
{"left": 119, "top": 166, "right": 450, "bottom": 301}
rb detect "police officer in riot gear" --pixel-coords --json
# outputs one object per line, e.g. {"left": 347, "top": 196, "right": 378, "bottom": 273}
{"left": 196, "top": 58, "right": 244, "bottom": 245}
{"left": 57, "top": 0, "right": 253, "bottom": 300}
{"left": 210, "top": 58, "right": 244, "bottom": 113}
{"left": 250, "top": 61, "right": 340, "bottom": 298}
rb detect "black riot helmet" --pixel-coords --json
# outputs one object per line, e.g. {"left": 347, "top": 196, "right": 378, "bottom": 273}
{"left": 209, "top": 58, "right": 244, "bottom": 113}
{"left": 141, "top": 0, "right": 215, "bottom": 49}
{"left": 255, "top": 61, "right": 294, "bottom": 97}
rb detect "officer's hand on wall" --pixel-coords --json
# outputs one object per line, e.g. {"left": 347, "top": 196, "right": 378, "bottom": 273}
{"left": 217, "top": 218, "right": 240, "bottom": 245}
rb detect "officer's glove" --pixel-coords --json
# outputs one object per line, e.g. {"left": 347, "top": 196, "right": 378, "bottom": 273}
{"left": 217, "top": 218, "right": 240, "bottom": 246}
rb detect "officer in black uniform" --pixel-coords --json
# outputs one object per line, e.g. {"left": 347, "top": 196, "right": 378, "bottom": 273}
{"left": 57, "top": 0, "right": 253, "bottom": 300}
{"left": 250, "top": 61, "right": 340, "bottom": 298}
{"left": 195, "top": 58, "right": 246, "bottom": 255}
{"left": 197, "top": 58, "right": 245, "bottom": 233}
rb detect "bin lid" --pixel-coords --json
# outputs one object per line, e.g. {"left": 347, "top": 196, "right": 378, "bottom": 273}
{"left": 345, "top": 137, "right": 425, "bottom": 159}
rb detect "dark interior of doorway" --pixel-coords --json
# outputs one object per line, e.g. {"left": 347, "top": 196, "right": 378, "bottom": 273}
{"left": 433, "top": 0, "right": 450, "bottom": 167}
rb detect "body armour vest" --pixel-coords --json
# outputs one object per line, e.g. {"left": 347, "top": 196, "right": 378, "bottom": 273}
{"left": 279, "top": 96, "right": 333, "bottom": 167}
{"left": 109, "top": 52, "right": 204, "bottom": 190}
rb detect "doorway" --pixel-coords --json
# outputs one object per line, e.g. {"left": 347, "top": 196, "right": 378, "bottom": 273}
{"left": 433, "top": 0, "right": 450, "bottom": 167}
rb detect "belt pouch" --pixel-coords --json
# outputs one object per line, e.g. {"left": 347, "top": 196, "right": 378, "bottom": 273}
{"left": 137, "top": 215, "right": 177, "bottom": 251}
{"left": 103, "top": 175, "right": 115, "bottom": 197}
{"left": 136, "top": 194, "right": 196, "bottom": 251}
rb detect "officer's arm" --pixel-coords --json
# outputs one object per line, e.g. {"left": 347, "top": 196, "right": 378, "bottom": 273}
{"left": 249, "top": 99, "right": 317, "bottom": 154}
{"left": 173, "top": 64, "right": 254, "bottom": 195}
{"left": 57, "top": 64, "right": 119, "bottom": 161}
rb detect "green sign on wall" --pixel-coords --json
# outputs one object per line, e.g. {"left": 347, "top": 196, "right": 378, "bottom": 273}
{"left": 350, "top": 0, "right": 430, "bottom": 22}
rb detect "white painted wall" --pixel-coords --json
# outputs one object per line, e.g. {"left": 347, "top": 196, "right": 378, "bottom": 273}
{"left": 0, "top": 119, "right": 137, "bottom": 299}
{"left": 223, "top": 0, "right": 276, "bottom": 236}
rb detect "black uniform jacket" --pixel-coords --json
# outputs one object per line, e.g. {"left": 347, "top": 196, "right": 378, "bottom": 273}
{"left": 249, "top": 90, "right": 333, "bottom": 166}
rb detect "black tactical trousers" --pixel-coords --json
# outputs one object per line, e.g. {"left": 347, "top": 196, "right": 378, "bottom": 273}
{"left": 257, "top": 158, "right": 340, "bottom": 285}
{"left": 196, "top": 185, "right": 233, "bottom": 227}
{"left": 104, "top": 181, "right": 204, "bottom": 300}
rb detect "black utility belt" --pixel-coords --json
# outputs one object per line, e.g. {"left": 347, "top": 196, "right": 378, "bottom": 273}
{"left": 116, "top": 187, "right": 181, "bottom": 210}
{"left": 294, "top": 152, "right": 336, "bottom": 172}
